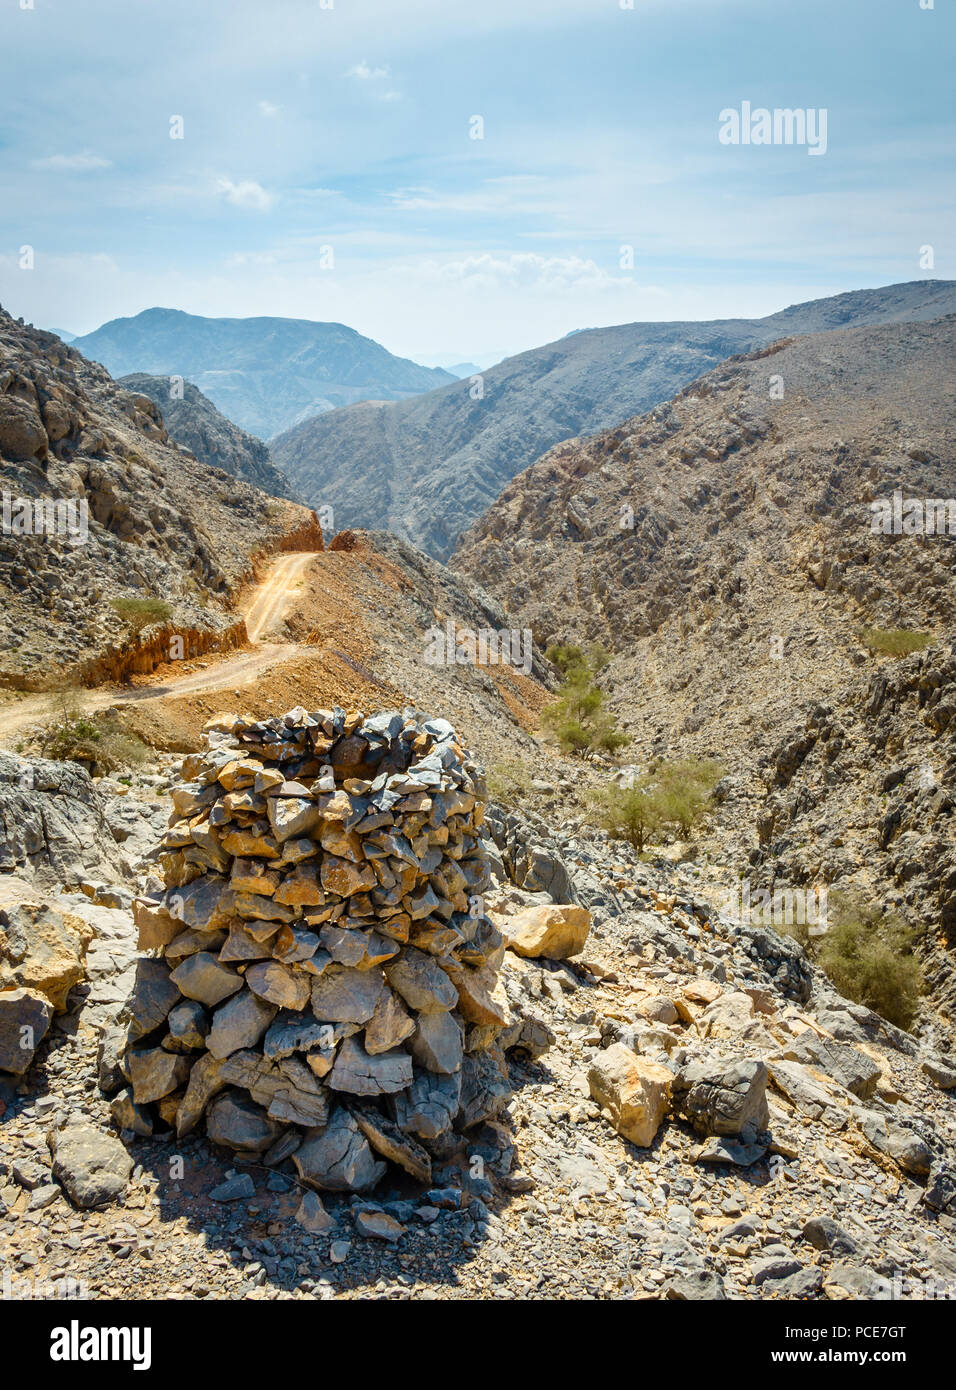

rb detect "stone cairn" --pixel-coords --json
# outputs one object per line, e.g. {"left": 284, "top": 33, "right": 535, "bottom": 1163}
{"left": 124, "top": 707, "right": 512, "bottom": 1191}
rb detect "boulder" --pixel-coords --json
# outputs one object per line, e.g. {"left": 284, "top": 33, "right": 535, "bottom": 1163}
{"left": 674, "top": 1058, "right": 770, "bottom": 1141}
{"left": 0, "top": 986, "right": 53, "bottom": 1073}
{"left": 0, "top": 900, "right": 93, "bottom": 1011}
{"left": 205, "top": 1089, "right": 284, "bottom": 1154}
{"left": 293, "top": 1107, "right": 386, "bottom": 1191}
{"left": 503, "top": 903, "right": 591, "bottom": 960}
{"left": 169, "top": 952, "right": 243, "bottom": 1007}
{"left": 206, "top": 990, "right": 276, "bottom": 1059}
{"left": 127, "top": 1047, "right": 192, "bottom": 1104}
{"left": 588, "top": 1044, "right": 673, "bottom": 1147}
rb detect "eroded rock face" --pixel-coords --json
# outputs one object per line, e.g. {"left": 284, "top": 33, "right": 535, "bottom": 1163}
{"left": 0, "top": 753, "right": 126, "bottom": 888}
{"left": 119, "top": 707, "right": 538, "bottom": 1190}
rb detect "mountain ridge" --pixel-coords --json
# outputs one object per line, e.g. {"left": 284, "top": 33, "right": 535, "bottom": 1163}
{"left": 271, "top": 280, "right": 956, "bottom": 561}
{"left": 118, "top": 371, "right": 298, "bottom": 501}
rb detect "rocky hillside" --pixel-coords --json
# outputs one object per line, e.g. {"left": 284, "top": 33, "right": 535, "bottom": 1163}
{"left": 0, "top": 307, "right": 322, "bottom": 689}
{"left": 72, "top": 309, "right": 455, "bottom": 440}
{"left": 272, "top": 280, "right": 956, "bottom": 561}
{"left": 1, "top": 736, "right": 954, "bottom": 1302}
{"left": 119, "top": 373, "right": 298, "bottom": 501}
{"left": 453, "top": 316, "right": 956, "bottom": 1018}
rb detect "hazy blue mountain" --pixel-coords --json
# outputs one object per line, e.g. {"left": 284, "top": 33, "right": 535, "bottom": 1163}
{"left": 72, "top": 307, "right": 456, "bottom": 439}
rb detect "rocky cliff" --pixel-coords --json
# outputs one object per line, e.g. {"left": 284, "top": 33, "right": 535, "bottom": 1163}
{"left": 119, "top": 373, "right": 299, "bottom": 501}
{"left": 453, "top": 315, "right": 956, "bottom": 1019}
{"left": 0, "top": 307, "right": 322, "bottom": 689}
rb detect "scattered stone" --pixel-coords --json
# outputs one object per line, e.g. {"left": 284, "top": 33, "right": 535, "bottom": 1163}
{"left": 296, "top": 1189, "right": 333, "bottom": 1232}
{"left": 48, "top": 1120, "right": 133, "bottom": 1209}
{"left": 355, "top": 1209, "right": 405, "bottom": 1242}
{"left": 209, "top": 1171, "right": 256, "bottom": 1202}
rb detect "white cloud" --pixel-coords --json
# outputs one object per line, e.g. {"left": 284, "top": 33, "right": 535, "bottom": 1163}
{"left": 31, "top": 152, "right": 112, "bottom": 172}
{"left": 257, "top": 100, "right": 280, "bottom": 117}
{"left": 215, "top": 178, "right": 275, "bottom": 212}
{"left": 427, "top": 252, "right": 631, "bottom": 292}
{"left": 346, "top": 60, "right": 390, "bottom": 80}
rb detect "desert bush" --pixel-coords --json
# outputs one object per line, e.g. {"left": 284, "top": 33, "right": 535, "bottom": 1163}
{"left": 785, "top": 890, "right": 923, "bottom": 1030}
{"left": 486, "top": 758, "right": 534, "bottom": 806}
{"left": 860, "top": 627, "right": 931, "bottom": 657}
{"left": 594, "top": 757, "right": 723, "bottom": 849}
{"left": 593, "top": 781, "right": 662, "bottom": 854}
{"left": 110, "top": 597, "right": 172, "bottom": 633}
{"left": 649, "top": 757, "right": 724, "bottom": 837}
{"left": 542, "top": 643, "right": 627, "bottom": 757}
{"left": 40, "top": 705, "right": 150, "bottom": 774}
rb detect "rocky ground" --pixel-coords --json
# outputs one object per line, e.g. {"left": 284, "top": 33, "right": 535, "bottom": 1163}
{"left": 2, "top": 741, "right": 955, "bottom": 1302}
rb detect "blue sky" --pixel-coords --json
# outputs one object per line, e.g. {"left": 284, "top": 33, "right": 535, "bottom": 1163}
{"left": 0, "top": 0, "right": 952, "bottom": 365}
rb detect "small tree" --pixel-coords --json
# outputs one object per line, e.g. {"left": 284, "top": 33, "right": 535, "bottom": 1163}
{"left": 594, "top": 781, "right": 662, "bottom": 854}
{"left": 650, "top": 758, "right": 724, "bottom": 837}
{"left": 542, "top": 643, "right": 627, "bottom": 758}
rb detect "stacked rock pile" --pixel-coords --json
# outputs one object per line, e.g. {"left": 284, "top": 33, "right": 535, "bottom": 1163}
{"left": 122, "top": 707, "right": 515, "bottom": 1190}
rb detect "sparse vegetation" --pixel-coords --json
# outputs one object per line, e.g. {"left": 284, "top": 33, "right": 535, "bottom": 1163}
{"left": 542, "top": 643, "right": 628, "bottom": 757}
{"left": 40, "top": 692, "right": 149, "bottom": 774}
{"left": 592, "top": 780, "right": 662, "bottom": 854}
{"left": 784, "top": 890, "right": 923, "bottom": 1030}
{"left": 593, "top": 757, "right": 724, "bottom": 850}
{"left": 109, "top": 597, "right": 172, "bottom": 633}
{"left": 859, "top": 627, "right": 931, "bottom": 657}
{"left": 486, "top": 758, "right": 534, "bottom": 807}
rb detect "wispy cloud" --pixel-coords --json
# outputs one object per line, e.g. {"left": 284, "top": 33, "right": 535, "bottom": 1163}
{"left": 257, "top": 100, "right": 280, "bottom": 118}
{"left": 31, "top": 152, "right": 112, "bottom": 172}
{"left": 426, "top": 252, "right": 631, "bottom": 292}
{"left": 345, "top": 59, "right": 400, "bottom": 99}
{"left": 215, "top": 177, "right": 275, "bottom": 211}
{"left": 346, "top": 60, "right": 390, "bottom": 80}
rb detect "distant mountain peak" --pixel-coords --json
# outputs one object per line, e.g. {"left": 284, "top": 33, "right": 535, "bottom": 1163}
{"left": 70, "top": 310, "right": 456, "bottom": 439}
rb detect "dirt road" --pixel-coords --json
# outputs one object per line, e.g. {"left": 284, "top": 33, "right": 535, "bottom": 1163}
{"left": 0, "top": 553, "right": 316, "bottom": 744}
{"left": 243, "top": 551, "right": 316, "bottom": 643}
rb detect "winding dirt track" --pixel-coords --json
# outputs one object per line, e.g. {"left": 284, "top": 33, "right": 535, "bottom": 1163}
{"left": 243, "top": 551, "right": 316, "bottom": 643}
{"left": 0, "top": 552, "right": 316, "bottom": 743}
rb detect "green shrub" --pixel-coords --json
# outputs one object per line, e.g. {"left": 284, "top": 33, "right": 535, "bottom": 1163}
{"left": 542, "top": 643, "right": 627, "bottom": 758}
{"left": 545, "top": 643, "right": 587, "bottom": 677}
{"left": 649, "top": 758, "right": 724, "bottom": 836}
{"left": 594, "top": 757, "right": 723, "bottom": 849}
{"left": 860, "top": 627, "right": 931, "bottom": 657}
{"left": 110, "top": 597, "right": 172, "bottom": 633}
{"left": 593, "top": 782, "right": 662, "bottom": 853}
{"left": 785, "top": 890, "right": 922, "bottom": 1030}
